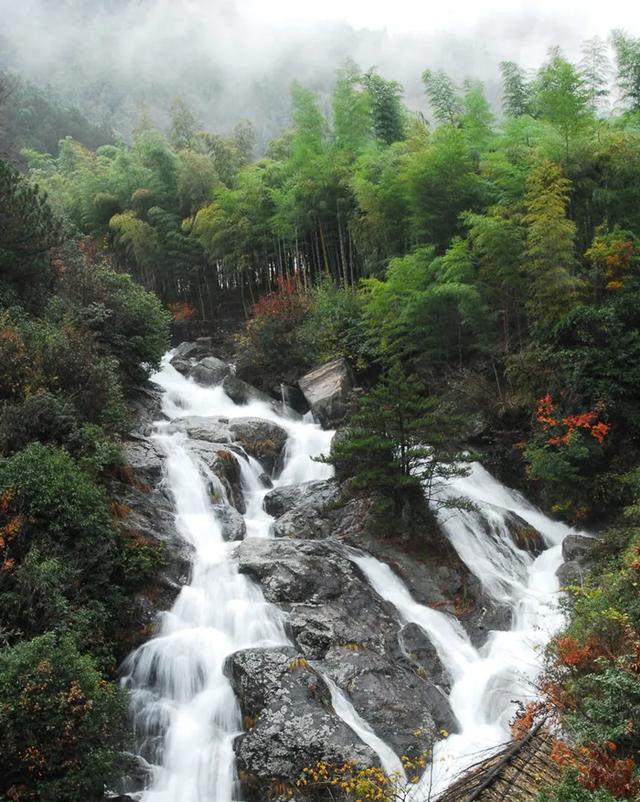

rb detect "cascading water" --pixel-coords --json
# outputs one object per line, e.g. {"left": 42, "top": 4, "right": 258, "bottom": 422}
{"left": 123, "top": 351, "right": 577, "bottom": 802}
{"left": 353, "top": 462, "right": 574, "bottom": 797}
{"left": 122, "top": 356, "right": 383, "bottom": 802}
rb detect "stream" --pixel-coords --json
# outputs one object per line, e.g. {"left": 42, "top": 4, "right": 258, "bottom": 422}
{"left": 121, "top": 353, "right": 574, "bottom": 801}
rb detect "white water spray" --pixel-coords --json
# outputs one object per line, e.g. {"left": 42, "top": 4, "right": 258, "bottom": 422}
{"left": 123, "top": 353, "right": 577, "bottom": 802}
{"left": 353, "top": 462, "right": 574, "bottom": 797}
{"left": 122, "top": 356, "right": 385, "bottom": 802}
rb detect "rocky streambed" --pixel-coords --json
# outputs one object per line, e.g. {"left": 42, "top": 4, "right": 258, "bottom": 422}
{"left": 111, "top": 339, "right": 596, "bottom": 802}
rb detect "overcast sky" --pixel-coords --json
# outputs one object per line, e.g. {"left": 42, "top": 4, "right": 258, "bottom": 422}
{"left": 1, "top": 0, "right": 638, "bottom": 140}
{"left": 242, "top": 0, "right": 638, "bottom": 39}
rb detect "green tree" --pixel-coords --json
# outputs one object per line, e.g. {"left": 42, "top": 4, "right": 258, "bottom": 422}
{"left": 611, "top": 30, "right": 640, "bottom": 112}
{"left": 0, "top": 160, "right": 63, "bottom": 309}
{"left": 169, "top": 96, "right": 200, "bottom": 150}
{"left": 533, "top": 49, "right": 591, "bottom": 158}
{"left": 332, "top": 61, "right": 372, "bottom": 155}
{"left": 328, "top": 362, "right": 468, "bottom": 511}
{"left": 523, "top": 160, "right": 581, "bottom": 327}
{"left": 422, "top": 69, "right": 462, "bottom": 126}
{"left": 363, "top": 70, "right": 405, "bottom": 145}
{"left": 499, "top": 61, "right": 531, "bottom": 118}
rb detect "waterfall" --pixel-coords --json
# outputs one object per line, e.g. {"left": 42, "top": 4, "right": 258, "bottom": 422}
{"left": 122, "top": 356, "right": 378, "bottom": 802}
{"left": 122, "top": 352, "right": 577, "bottom": 802}
{"left": 353, "top": 463, "right": 573, "bottom": 797}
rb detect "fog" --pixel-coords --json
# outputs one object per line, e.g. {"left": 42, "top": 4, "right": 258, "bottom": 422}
{"left": 0, "top": 0, "right": 635, "bottom": 146}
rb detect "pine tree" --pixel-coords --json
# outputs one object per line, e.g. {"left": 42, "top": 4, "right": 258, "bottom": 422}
{"left": 328, "top": 362, "right": 469, "bottom": 510}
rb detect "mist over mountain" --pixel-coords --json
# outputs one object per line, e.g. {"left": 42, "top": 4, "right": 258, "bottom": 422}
{"left": 0, "top": 0, "right": 622, "bottom": 147}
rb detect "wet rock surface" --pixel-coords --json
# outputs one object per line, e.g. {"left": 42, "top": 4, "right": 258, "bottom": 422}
{"left": 189, "top": 355, "right": 232, "bottom": 386}
{"left": 169, "top": 414, "right": 289, "bottom": 479}
{"left": 298, "top": 358, "right": 355, "bottom": 428}
{"left": 236, "top": 537, "right": 450, "bottom": 762}
{"left": 264, "top": 483, "right": 509, "bottom": 646}
{"left": 228, "top": 647, "right": 378, "bottom": 801}
{"left": 557, "top": 532, "right": 599, "bottom": 585}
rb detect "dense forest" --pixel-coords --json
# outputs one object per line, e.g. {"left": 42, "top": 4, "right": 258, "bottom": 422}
{"left": 2, "top": 23, "right": 640, "bottom": 802}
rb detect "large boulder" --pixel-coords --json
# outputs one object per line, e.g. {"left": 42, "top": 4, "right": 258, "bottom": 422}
{"left": 322, "top": 646, "right": 446, "bottom": 760}
{"left": 263, "top": 480, "right": 339, "bottom": 519}
{"left": 188, "top": 438, "right": 246, "bottom": 513}
{"left": 106, "top": 479, "right": 191, "bottom": 644}
{"left": 298, "top": 359, "right": 355, "bottom": 428}
{"left": 557, "top": 533, "right": 599, "bottom": 586}
{"left": 503, "top": 510, "right": 546, "bottom": 556}
{"left": 398, "top": 622, "right": 452, "bottom": 691}
{"left": 237, "top": 539, "right": 398, "bottom": 659}
{"left": 223, "top": 375, "right": 301, "bottom": 421}
{"left": 128, "top": 385, "right": 165, "bottom": 436}
{"left": 168, "top": 415, "right": 233, "bottom": 444}
{"left": 266, "top": 480, "right": 342, "bottom": 540}
{"left": 171, "top": 339, "right": 215, "bottom": 363}
{"left": 122, "top": 437, "right": 165, "bottom": 486}
{"left": 189, "top": 356, "right": 232, "bottom": 386}
{"left": 228, "top": 647, "right": 378, "bottom": 801}
{"left": 562, "top": 532, "right": 598, "bottom": 563}
{"left": 229, "top": 418, "right": 289, "bottom": 475}
{"left": 212, "top": 503, "right": 247, "bottom": 541}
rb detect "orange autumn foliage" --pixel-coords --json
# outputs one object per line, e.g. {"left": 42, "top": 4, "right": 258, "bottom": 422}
{"left": 251, "top": 276, "right": 309, "bottom": 323}
{"left": 168, "top": 301, "right": 198, "bottom": 321}
{"left": 535, "top": 394, "right": 611, "bottom": 447}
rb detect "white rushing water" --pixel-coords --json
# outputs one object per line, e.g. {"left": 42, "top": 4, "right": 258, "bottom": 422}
{"left": 353, "top": 462, "right": 573, "bottom": 798}
{"left": 123, "top": 352, "right": 576, "bottom": 802}
{"left": 122, "top": 356, "right": 385, "bottom": 802}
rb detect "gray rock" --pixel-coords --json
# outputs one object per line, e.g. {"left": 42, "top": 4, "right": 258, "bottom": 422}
{"left": 562, "top": 533, "right": 598, "bottom": 563}
{"left": 223, "top": 375, "right": 274, "bottom": 406}
{"left": 228, "top": 647, "right": 378, "bottom": 800}
{"left": 122, "top": 437, "right": 165, "bottom": 486}
{"left": 223, "top": 375, "right": 301, "bottom": 420}
{"left": 398, "top": 622, "right": 452, "bottom": 691}
{"left": 557, "top": 534, "right": 599, "bottom": 586}
{"left": 237, "top": 539, "right": 398, "bottom": 659}
{"left": 107, "top": 480, "right": 191, "bottom": 635}
{"left": 170, "top": 356, "right": 192, "bottom": 376}
{"left": 228, "top": 418, "right": 289, "bottom": 475}
{"left": 212, "top": 503, "right": 247, "bottom": 541}
{"left": 264, "top": 480, "right": 339, "bottom": 519}
{"left": 557, "top": 561, "right": 585, "bottom": 586}
{"left": 189, "top": 356, "right": 231, "bottom": 386}
{"left": 128, "top": 384, "right": 165, "bottom": 436}
{"left": 298, "top": 358, "right": 355, "bottom": 428}
{"left": 171, "top": 340, "right": 213, "bottom": 362}
{"left": 189, "top": 438, "right": 245, "bottom": 513}
{"left": 322, "top": 647, "right": 443, "bottom": 759}
{"left": 170, "top": 417, "right": 289, "bottom": 475}
{"left": 169, "top": 415, "right": 233, "bottom": 444}
{"left": 503, "top": 510, "right": 545, "bottom": 556}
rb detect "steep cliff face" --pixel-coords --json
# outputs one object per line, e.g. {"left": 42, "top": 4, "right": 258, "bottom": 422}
{"left": 114, "top": 341, "right": 572, "bottom": 802}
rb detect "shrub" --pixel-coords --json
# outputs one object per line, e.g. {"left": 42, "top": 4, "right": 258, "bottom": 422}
{"left": 0, "top": 443, "right": 116, "bottom": 588}
{"left": 299, "top": 280, "right": 375, "bottom": 371}
{"left": 0, "top": 392, "right": 77, "bottom": 456}
{"left": 0, "top": 633, "right": 129, "bottom": 802}
{"left": 235, "top": 277, "right": 312, "bottom": 385}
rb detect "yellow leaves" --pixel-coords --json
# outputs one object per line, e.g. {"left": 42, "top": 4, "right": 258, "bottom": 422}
{"left": 297, "top": 759, "right": 398, "bottom": 802}
{"left": 288, "top": 656, "right": 310, "bottom": 672}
